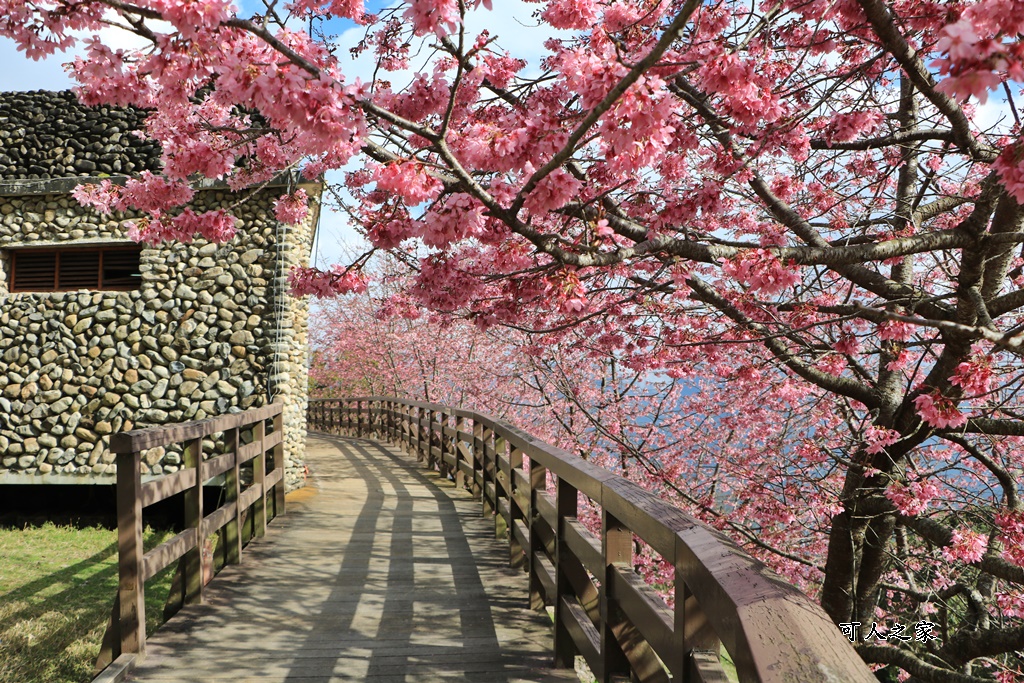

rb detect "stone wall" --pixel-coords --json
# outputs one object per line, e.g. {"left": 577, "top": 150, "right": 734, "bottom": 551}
{"left": 0, "top": 182, "right": 315, "bottom": 488}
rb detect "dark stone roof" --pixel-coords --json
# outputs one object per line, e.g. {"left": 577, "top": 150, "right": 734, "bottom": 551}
{"left": 0, "top": 90, "right": 161, "bottom": 181}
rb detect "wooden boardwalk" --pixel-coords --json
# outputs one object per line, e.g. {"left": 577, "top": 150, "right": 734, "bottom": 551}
{"left": 126, "top": 434, "right": 579, "bottom": 683}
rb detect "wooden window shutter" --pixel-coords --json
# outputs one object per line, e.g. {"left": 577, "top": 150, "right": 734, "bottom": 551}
{"left": 8, "top": 245, "right": 142, "bottom": 292}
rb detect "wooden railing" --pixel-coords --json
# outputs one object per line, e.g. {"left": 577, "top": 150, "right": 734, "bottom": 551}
{"left": 98, "top": 402, "right": 287, "bottom": 671}
{"left": 308, "top": 397, "right": 875, "bottom": 683}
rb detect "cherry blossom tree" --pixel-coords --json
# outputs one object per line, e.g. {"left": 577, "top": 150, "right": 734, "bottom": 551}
{"left": 6, "top": 0, "right": 1024, "bottom": 677}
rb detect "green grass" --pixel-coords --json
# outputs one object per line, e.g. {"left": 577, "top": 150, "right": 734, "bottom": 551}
{"left": 0, "top": 523, "right": 176, "bottom": 683}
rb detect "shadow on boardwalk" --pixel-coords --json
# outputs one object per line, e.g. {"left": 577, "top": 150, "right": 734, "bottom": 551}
{"left": 127, "top": 434, "right": 578, "bottom": 683}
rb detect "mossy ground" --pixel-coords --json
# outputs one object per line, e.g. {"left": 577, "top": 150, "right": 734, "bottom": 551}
{"left": 0, "top": 523, "right": 174, "bottom": 683}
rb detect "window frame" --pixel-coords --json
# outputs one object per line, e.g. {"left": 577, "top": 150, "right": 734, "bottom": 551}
{"left": 7, "top": 244, "right": 144, "bottom": 293}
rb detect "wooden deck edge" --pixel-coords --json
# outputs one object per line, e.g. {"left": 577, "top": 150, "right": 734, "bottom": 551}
{"left": 91, "top": 653, "right": 137, "bottom": 683}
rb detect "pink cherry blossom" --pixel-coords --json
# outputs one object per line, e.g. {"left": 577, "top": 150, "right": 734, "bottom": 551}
{"left": 864, "top": 426, "right": 899, "bottom": 455}
{"left": 942, "top": 529, "right": 988, "bottom": 564}
{"left": 274, "top": 189, "right": 311, "bottom": 225}
{"left": 913, "top": 390, "right": 968, "bottom": 429}
{"left": 373, "top": 162, "right": 443, "bottom": 205}
{"left": 722, "top": 250, "right": 800, "bottom": 295}
{"left": 950, "top": 353, "right": 994, "bottom": 397}
{"left": 885, "top": 479, "right": 940, "bottom": 516}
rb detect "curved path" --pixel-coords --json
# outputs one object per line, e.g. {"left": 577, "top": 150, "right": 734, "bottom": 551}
{"left": 126, "top": 434, "right": 579, "bottom": 683}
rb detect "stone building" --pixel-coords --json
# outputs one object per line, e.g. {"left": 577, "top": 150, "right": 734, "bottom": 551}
{"left": 0, "top": 90, "right": 315, "bottom": 489}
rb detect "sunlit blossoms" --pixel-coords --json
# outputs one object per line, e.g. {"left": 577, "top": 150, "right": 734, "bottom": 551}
{"left": 6, "top": 0, "right": 1024, "bottom": 677}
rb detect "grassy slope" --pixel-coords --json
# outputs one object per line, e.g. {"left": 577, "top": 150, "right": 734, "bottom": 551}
{"left": 0, "top": 523, "right": 174, "bottom": 683}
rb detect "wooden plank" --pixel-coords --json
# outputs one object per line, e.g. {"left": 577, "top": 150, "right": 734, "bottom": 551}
{"left": 201, "top": 503, "right": 235, "bottom": 537}
{"left": 689, "top": 651, "right": 731, "bottom": 683}
{"left": 564, "top": 519, "right": 603, "bottom": 576}
{"left": 609, "top": 563, "right": 675, "bottom": 666}
{"left": 116, "top": 449, "right": 145, "bottom": 655}
{"left": 202, "top": 452, "right": 234, "bottom": 481}
{"left": 512, "top": 467, "right": 530, "bottom": 497}
{"left": 111, "top": 404, "right": 282, "bottom": 452}
{"left": 263, "top": 428, "right": 283, "bottom": 449}
{"left": 536, "top": 491, "right": 556, "bottom": 529}
{"left": 225, "top": 427, "right": 242, "bottom": 565}
{"left": 560, "top": 595, "right": 603, "bottom": 679}
{"left": 183, "top": 437, "right": 204, "bottom": 606}
{"left": 533, "top": 553, "right": 557, "bottom": 603}
{"left": 238, "top": 484, "right": 261, "bottom": 511}
{"left": 253, "top": 419, "right": 267, "bottom": 539}
{"left": 512, "top": 484, "right": 530, "bottom": 514}
{"left": 532, "top": 515, "right": 556, "bottom": 559}
{"left": 265, "top": 467, "right": 283, "bottom": 489}
{"left": 142, "top": 528, "right": 197, "bottom": 582}
{"left": 497, "top": 497, "right": 512, "bottom": 528}
{"left": 92, "top": 653, "right": 137, "bottom": 683}
{"left": 601, "top": 477, "right": 681, "bottom": 560}
{"left": 271, "top": 409, "right": 286, "bottom": 516}
{"left": 140, "top": 468, "right": 196, "bottom": 508}
{"left": 496, "top": 453, "right": 510, "bottom": 480}
{"left": 602, "top": 511, "right": 633, "bottom": 680}
{"left": 511, "top": 518, "right": 530, "bottom": 559}
{"left": 237, "top": 441, "right": 261, "bottom": 464}
{"left": 555, "top": 478, "right": 580, "bottom": 669}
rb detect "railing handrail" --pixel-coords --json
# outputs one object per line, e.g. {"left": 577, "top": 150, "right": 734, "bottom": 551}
{"left": 308, "top": 396, "right": 874, "bottom": 683}
{"left": 111, "top": 403, "right": 283, "bottom": 453}
{"left": 100, "top": 401, "right": 287, "bottom": 674}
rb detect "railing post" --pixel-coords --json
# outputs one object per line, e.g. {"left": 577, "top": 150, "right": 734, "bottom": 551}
{"left": 426, "top": 407, "right": 436, "bottom": 469}
{"left": 439, "top": 410, "right": 452, "bottom": 480}
{"left": 254, "top": 417, "right": 267, "bottom": 538}
{"left": 528, "top": 456, "right": 547, "bottom": 611}
{"left": 387, "top": 401, "right": 395, "bottom": 442}
{"left": 493, "top": 432, "right": 507, "bottom": 539}
{"left": 116, "top": 448, "right": 146, "bottom": 656}
{"left": 225, "top": 427, "right": 242, "bottom": 565}
{"left": 675, "top": 534, "right": 721, "bottom": 682}
{"left": 397, "top": 402, "right": 403, "bottom": 445}
{"left": 454, "top": 416, "right": 466, "bottom": 489}
{"left": 184, "top": 437, "right": 205, "bottom": 604}
{"left": 553, "top": 477, "right": 577, "bottom": 669}
{"left": 273, "top": 408, "right": 286, "bottom": 516}
{"left": 508, "top": 444, "right": 525, "bottom": 568}
{"left": 601, "top": 509, "right": 632, "bottom": 682}
{"left": 471, "top": 419, "right": 483, "bottom": 500}
{"left": 411, "top": 405, "right": 419, "bottom": 458}
{"left": 481, "top": 424, "right": 495, "bottom": 515}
